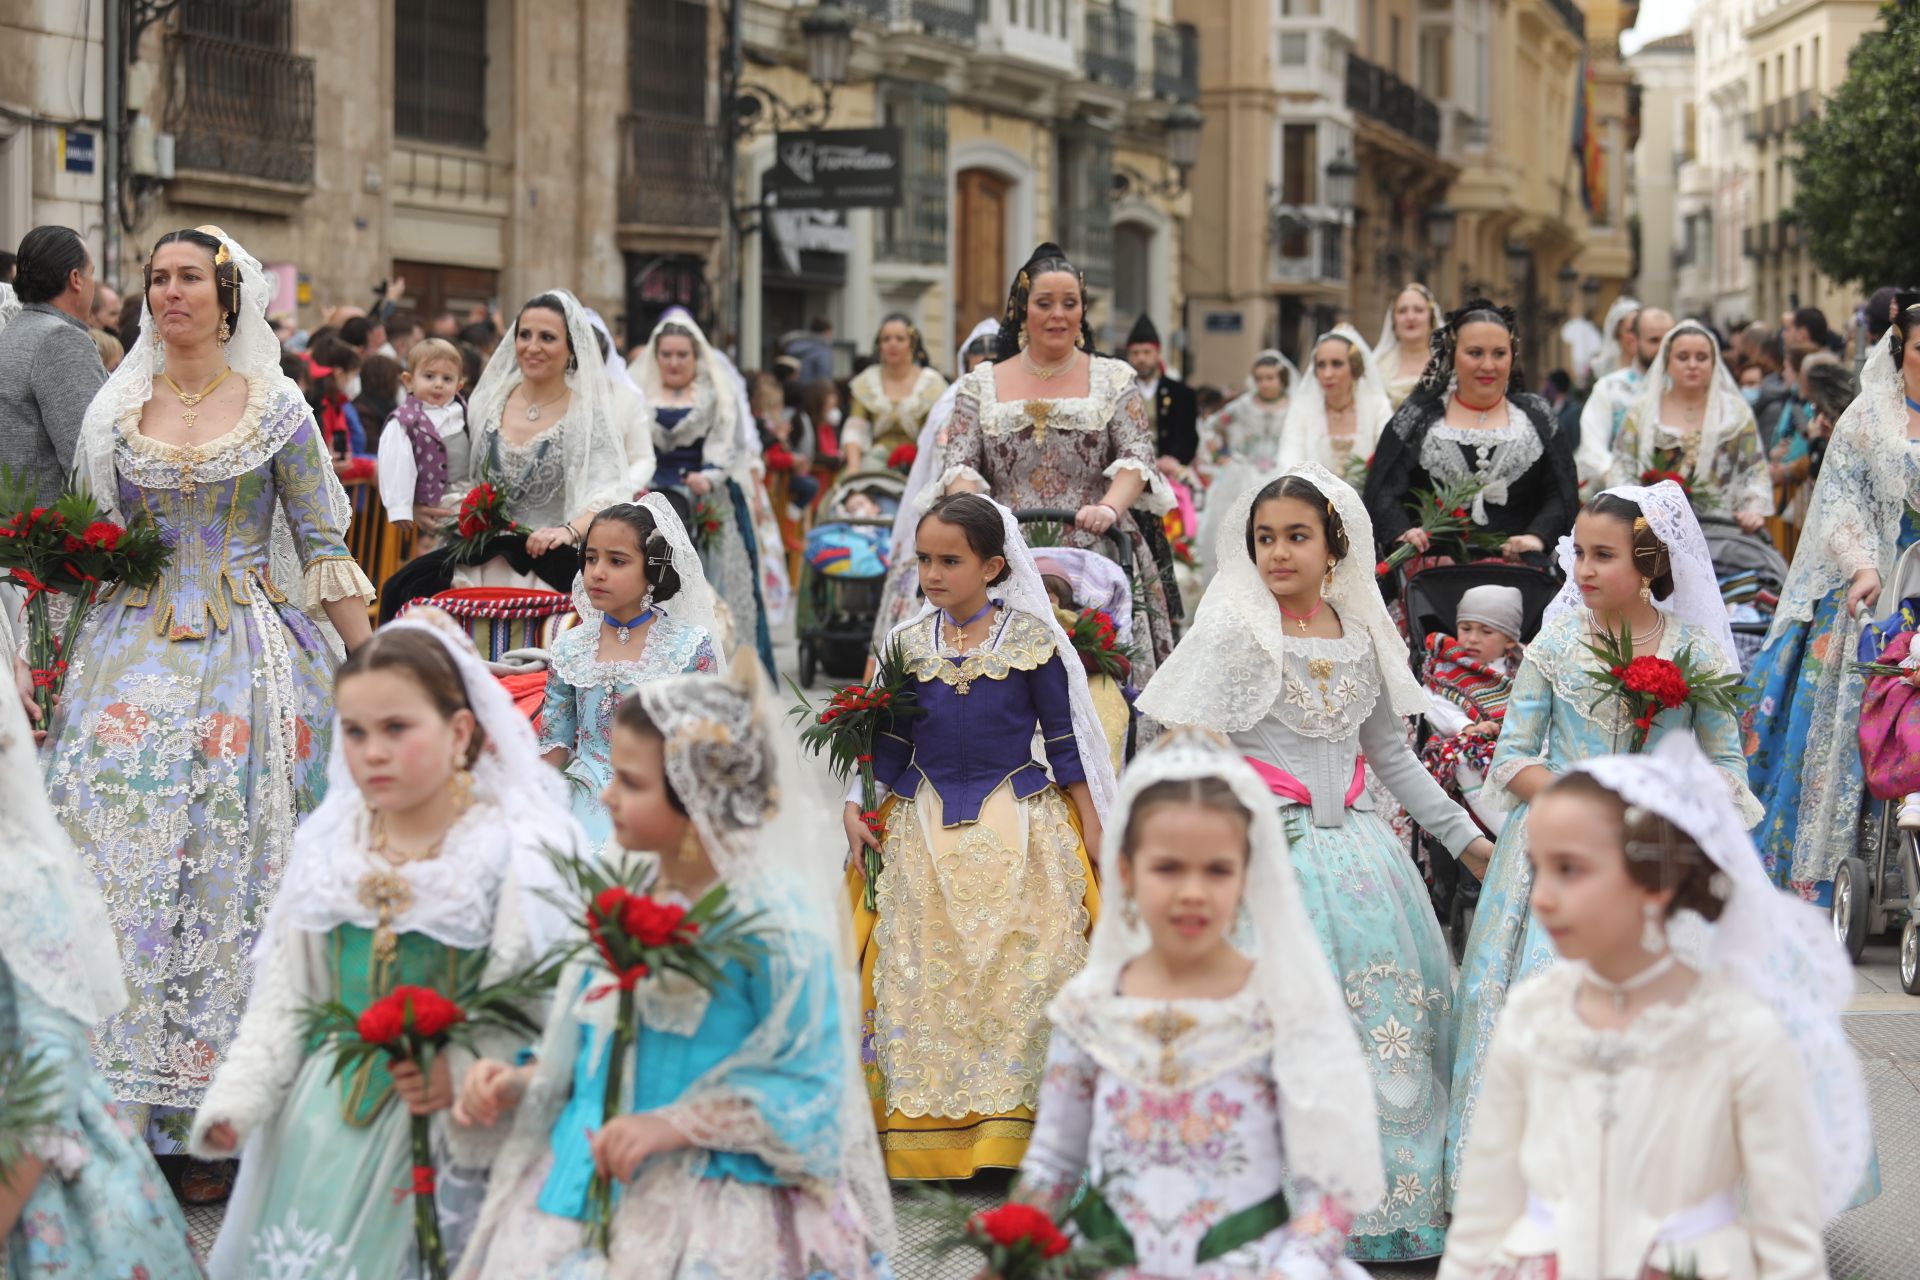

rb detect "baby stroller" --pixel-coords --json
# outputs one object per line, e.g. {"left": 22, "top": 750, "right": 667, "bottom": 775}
{"left": 1699, "top": 515, "right": 1789, "bottom": 668}
{"left": 1841, "top": 543, "right": 1920, "bottom": 981}
{"left": 796, "top": 469, "right": 905, "bottom": 686}
{"left": 1019, "top": 509, "right": 1139, "bottom": 770}
{"left": 1401, "top": 563, "right": 1564, "bottom": 959}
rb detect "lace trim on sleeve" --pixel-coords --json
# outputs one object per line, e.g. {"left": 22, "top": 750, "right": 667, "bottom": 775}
{"left": 1722, "top": 766, "right": 1765, "bottom": 828}
{"left": 302, "top": 554, "right": 375, "bottom": 612}
{"left": 1103, "top": 456, "right": 1175, "bottom": 514}
{"left": 1484, "top": 756, "right": 1550, "bottom": 812}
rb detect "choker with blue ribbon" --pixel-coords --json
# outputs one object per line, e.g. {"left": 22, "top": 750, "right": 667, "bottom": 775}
{"left": 605, "top": 608, "right": 656, "bottom": 645}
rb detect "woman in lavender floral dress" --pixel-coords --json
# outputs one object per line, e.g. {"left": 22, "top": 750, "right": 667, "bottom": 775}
{"left": 47, "top": 227, "right": 372, "bottom": 1190}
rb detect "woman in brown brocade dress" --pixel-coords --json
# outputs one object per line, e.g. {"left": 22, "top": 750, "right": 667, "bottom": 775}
{"left": 921, "top": 243, "right": 1176, "bottom": 679}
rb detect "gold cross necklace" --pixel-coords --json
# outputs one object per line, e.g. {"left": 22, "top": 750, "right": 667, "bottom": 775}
{"left": 160, "top": 366, "right": 233, "bottom": 431}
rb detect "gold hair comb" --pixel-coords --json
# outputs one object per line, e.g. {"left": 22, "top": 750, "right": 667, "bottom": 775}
{"left": 194, "top": 225, "right": 232, "bottom": 264}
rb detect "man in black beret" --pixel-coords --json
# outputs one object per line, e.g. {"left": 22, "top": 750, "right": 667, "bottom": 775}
{"left": 1124, "top": 314, "right": 1198, "bottom": 476}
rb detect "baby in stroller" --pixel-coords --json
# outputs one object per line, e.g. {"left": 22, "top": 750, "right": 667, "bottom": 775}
{"left": 805, "top": 483, "right": 897, "bottom": 579}
{"left": 1419, "top": 584, "right": 1525, "bottom": 836}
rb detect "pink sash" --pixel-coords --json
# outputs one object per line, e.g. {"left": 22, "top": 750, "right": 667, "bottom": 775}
{"left": 1242, "top": 756, "right": 1368, "bottom": 808}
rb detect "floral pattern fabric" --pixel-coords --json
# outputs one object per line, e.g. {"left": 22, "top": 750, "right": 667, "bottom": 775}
{"left": 42, "top": 386, "right": 360, "bottom": 1143}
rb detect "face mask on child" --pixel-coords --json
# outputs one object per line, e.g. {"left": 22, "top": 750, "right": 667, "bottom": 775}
{"left": 1741, "top": 385, "right": 1761, "bottom": 406}
{"left": 344, "top": 375, "right": 362, "bottom": 401}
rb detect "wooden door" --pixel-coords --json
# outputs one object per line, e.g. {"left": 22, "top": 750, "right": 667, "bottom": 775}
{"left": 954, "top": 169, "right": 1010, "bottom": 347}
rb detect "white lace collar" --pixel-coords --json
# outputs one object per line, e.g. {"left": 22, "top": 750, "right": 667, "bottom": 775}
{"left": 547, "top": 614, "right": 712, "bottom": 688}
{"left": 1050, "top": 980, "right": 1275, "bottom": 1091}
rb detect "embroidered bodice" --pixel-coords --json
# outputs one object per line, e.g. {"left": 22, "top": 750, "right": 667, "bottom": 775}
{"left": 1439, "top": 966, "right": 1827, "bottom": 1280}
{"left": 536, "top": 616, "right": 719, "bottom": 790}
{"left": 1611, "top": 408, "right": 1775, "bottom": 518}
{"left": 481, "top": 417, "right": 574, "bottom": 529}
{"left": 110, "top": 375, "right": 364, "bottom": 641}
{"left": 1485, "top": 611, "right": 1760, "bottom": 824}
{"left": 1225, "top": 634, "right": 1479, "bottom": 852}
{"left": 1366, "top": 396, "right": 1577, "bottom": 549}
{"left": 847, "top": 365, "right": 947, "bottom": 453}
{"left": 871, "top": 607, "right": 1087, "bottom": 824}
{"left": 1204, "top": 398, "right": 1289, "bottom": 472}
{"left": 1022, "top": 986, "right": 1349, "bottom": 1279}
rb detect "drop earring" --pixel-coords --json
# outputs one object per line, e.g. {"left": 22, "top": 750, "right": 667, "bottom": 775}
{"left": 1018, "top": 328, "right": 1030, "bottom": 351}
{"left": 1075, "top": 329, "right": 1087, "bottom": 350}
{"left": 1639, "top": 576, "right": 1653, "bottom": 604}
{"left": 1641, "top": 901, "right": 1667, "bottom": 954}
{"left": 1121, "top": 895, "right": 1141, "bottom": 929}
{"left": 218, "top": 316, "right": 231, "bottom": 344}
{"left": 677, "top": 825, "right": 703, "bottom": 865}
{"left": 1323, "top": 558, "right": 1338, "bottom": 593}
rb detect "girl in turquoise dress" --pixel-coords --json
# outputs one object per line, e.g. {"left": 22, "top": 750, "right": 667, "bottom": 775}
{"left": 189, "top": 614, "right": 583, "bottom": 1278}
{"left": 0, "top": 614, "right": 201, "bottom": 1277}
{"left": 1743, "top": 296, "right": 1920, "bottom": 900}
{"left": 1445, "top": 482, "right": 1759, "bottom": 1196}
{"left": 453, "top": 661, "right": 894, "bottom": 1279}
{"left": 1139, "top": 464, "right": 1495, "bottom": 1263}
{"left": 539, "top": 495, "right": 720, "bottom": 848}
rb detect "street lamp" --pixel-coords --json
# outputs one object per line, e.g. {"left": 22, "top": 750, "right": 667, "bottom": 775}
{"left": 1113, "top": 102, "right": 1207, "bottom": 198}
{"left": 1504, "top": 240, "right": 1531, "bottom": 287}
{"left": 1555, "top": 263, "right": 1580, "bottom": 312}
{"left": 1424, "top": 205, "right": 1456, "bottom": 256}
{"left": 733, "top": 3, "right": 855, "bottom": 139}
{"left": 1325, "top": 150, "right": 1359, "bottom": 217}
{"left": 800, "top": 4, "right": 854, "bottom": 88}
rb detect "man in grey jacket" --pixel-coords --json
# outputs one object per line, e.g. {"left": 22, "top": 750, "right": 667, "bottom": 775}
{"left": 0, "top": 226, "right": 106, "bottom": 504}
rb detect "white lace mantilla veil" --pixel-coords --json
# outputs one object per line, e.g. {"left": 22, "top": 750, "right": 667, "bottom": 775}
{"left": 1569, "top": 734, "right": 1871, "bottom": 1220}
{"left": 1592, "top": 295, "right": 1642, "bottom": 380}
{"left": 584, "top": 308, "right": 642, "bottom": 399}
{"left": 1542, "top": 479, "right": 1742, "bottom": 671}
{"left": 1370, "top": 284, "right": 1437, "bottom": 378}
{"left": 1058, "top": 730, "right": 1386, "bottom": 1214}
{"left": 894, "top": 317, "right": 1000, "bottom": 549}
{"left": 267, "top": 613, "right": 583, "bottom": 958}
{"left": 1620, "top": 319, "right": 1759, "bottom": 495}
{"left": 461, "top": 654, "right": 896, "bottom": 1269}
{"left": 567, "top": 492, "right": 721, "bottom": 640}
{"left": 1278, "top": 325, "right": 1392, "bottom": 468}
{"left": 1138, "top": 462, "right": 1427, "bottom": 732}
{"left": 467, "top": 288, "right": 630, "bottom": 518}
{"left": 1242, "top": 346, "right": 1301, "bottom": 401}
{"left": 0, "top": 607, "right": 128, "bottom": 1026}
{"left": 76, "top": 225, "right": 357, "bottom": 652}
{"left": 1770, "top": 331, "right": 1914, "bottom": 641}
{"left": 631, "top": 308, "right": 756, "bottom": 479}
{"left": 885, "top": 494, "right": 1120, "bottom": 822}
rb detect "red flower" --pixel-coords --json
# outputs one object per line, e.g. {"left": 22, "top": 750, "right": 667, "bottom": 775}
{"left": 81, "top": 521, "right": 124, "bottom": 551}
{"left": 970, "top": 1203, "right": 1071, "bottom": 1258}
{"left": 356, "top": 999, "right": 406, "bottom": 1046}
{"left": 1451, "top": 507, "right": 1469, "bottom": 519}
{"left": 621, "top": 896, "right": 690, "bottom": 948}
{"left": 592, "top": 886, "right": 630, "bottom": 929}
{"left": 1375, "top": 560, "right": 1391, "bottom": 577}
{"left": 357, "top": 986, "right": 466, "bottom": 1046}
{"left": 886, "top": 442, "right": 918, "bottom": 471}
{"left": 1619, "top": 656, "right": 1690, "bottom": 709}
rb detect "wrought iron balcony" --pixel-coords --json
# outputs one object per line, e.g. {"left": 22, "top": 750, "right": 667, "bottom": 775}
{"left": 1272, "top": 218, "right": 1346, "bottom": 285}
{"left": 166, "top": 31, "right": 315, "bottom": 186}
{"left": 618, "top": 110, "right": 725, "bottom": 229}
{"left": 1346, "top": 55, "right": 1441, "bottom": 152}
{"left": 1084, "top": 4, "right": 1138, "bottom": 91}
{"left": 1794, "top": 89, "right": 1816, "bottom": 125}
{"left": 1152, "top": 22, "right": 1199, "bottom": 102}
{"left": 909, "top": 0, "right": 978, "bottom": 41}
{"left": 1745, "top": 110, "right": 1764, "bottom": 142}
{"left": 1543, "top": 0, "right": 1585, "bottom": 39}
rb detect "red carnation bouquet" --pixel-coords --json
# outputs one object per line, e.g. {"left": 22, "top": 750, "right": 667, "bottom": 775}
{"left": 445, "top": 482, "right": 525, "bottom": 566}
{"left": 1584, "top": 625, "right": 1742, "bottom": 752}
{"left": 886, "top": 441, "right": 918, "bottom": 472}
{"left": 789, "top": 637, "right": 925, "bottom": 911}
{"left": 1065, "top": 607, "right": 1135, "bottom": 682}
{"left": 0, "top": 468, "right": 171, "bottom": 723}
{"left": 302, "top": 969, "right": 554, "bottom": 1278}
{"left": 1376, "top": 476, "right": 1508, "bottom": 579}
{"left": 691, "top": 494, "right": 728, "bottom": 552}
{"left": 537, "top": 847, "right": 766, "bottom": 1255}
{"left": 1168, "top": 531, "right": 1199, "bottom": 570}
{"left": 917, "top": 1194, "right": 1118, "bottom": 1279}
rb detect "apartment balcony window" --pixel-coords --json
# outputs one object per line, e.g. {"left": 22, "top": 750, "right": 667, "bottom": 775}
{"left": 1152, "top": 22, "right": 1199, "bottom": 101}
{"left": 1745, "top": 110, "right": 1764, "bottom": 142}
{"left": 167, "top": 2, "right": 314, "bottom": 186}
{"left": 1794, "top": 89, "right": 1815, "bottom": 125}
{"left": 619, "top": 0, "right": 721, "bottom": 229}
{"left": 1084, "top": 4, "right": 1138, "bottom": 91}
{"left": 910, "top": 0, "right": 979, "bottom": 41}
{"left": 1271, "top": 219, "right": 1345, "bottom": 285}
{"left": 1346, "top": 54, "right": 1441, "bottom": 151}
{"left": 395, "top": 0, "right": 488, "bottom": 148}
{"left": 1059, "top": 133, "right": 1115, "bottom": 288}
{"left": 844, "top": 0, "right": 890, "bottom": 20}
{"left": 879, "top": 81, "right": 949, "bottom": 264}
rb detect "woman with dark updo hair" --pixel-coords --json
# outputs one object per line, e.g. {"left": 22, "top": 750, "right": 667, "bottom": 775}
{"left": 841, "top": 311, "right": 946, "bottom": 474}
{"left": 50, "top": 225, "right": 374, "bottom": 1193}
{"left": 919, "top": 243, "right": 1179, "bottom": 680}
{"left": 1362, "top": 299, "right": 1578, "bottom": 569}
{"left": 1743, "top": 288, "right": 1920, "bottom": 901}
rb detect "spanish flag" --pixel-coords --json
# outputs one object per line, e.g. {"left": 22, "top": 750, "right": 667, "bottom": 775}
{"left": 1571, "top": 56, "right": 1604, "bottom": 216}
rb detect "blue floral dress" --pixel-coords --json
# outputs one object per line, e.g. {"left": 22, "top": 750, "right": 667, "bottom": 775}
{"left": 652, "top": 400, "right": 774, "bottom": 675}
{"left": 41, "top": 376, "right": 370, "bottom": 1148}
{"left": 1445, "top": 610, "right": 1757, "bottom": 1194}
{"left": 537, "top": 616, "right": 718, "bottom": 847}
{"left": 1, "top": 960, "right": 202, "bottom": 1278}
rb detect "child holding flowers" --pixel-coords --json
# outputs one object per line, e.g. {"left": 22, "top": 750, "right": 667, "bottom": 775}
{"left": 538, "top": 495, "right": 719, "bottom": 849}
{"left": 189, "top": 613, "right": 583, "bottom": 1278}
{"left": 1445, "top": 482, "right": 1759, "bottom": 1199}
{"left": 1008, "top": 730, "right": 1382, "bottom": 1279}
{"left": 453, "top": 657, "right": 894, "bottom": 1278}
{"left": 846, "top": 493, "right": 1118, "bottom": 1181}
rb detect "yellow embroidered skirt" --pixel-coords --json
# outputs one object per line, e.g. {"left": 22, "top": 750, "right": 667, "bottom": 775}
{"left": 848, "top": 779, "right": 1099, "bottom": 1180}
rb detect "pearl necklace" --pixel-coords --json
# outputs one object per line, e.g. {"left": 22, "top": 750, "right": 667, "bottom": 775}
{"left": 1019, "top": 348, "right": 1077, "bottom": 380}
{"left": 1582, "top": 954, "right": 1679, "bottom": 1014}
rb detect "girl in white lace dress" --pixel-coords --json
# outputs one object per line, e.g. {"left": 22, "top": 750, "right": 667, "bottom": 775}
{"left": 190, "top": 614, "right": 582, "bottom": 1279}
{"left": 1441, "top": 736, "right": 1870, "bottom": 1280}
{"left": 1016, "top": 731, "right": 1383, "bottom": 1279}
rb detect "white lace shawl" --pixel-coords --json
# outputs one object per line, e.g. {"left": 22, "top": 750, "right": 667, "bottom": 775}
{"left": 1770, "top": 336, "right": 1920, "bottom": 639}
{"left": 1615, "top": 319, "right": 1771, "bottom": 516}
{"left": 631, "top": 311, "right": 748, "bottom": 480}
{"left": 1055, "top": 731, "right": 1386, "bottom": 1214}
{"left": 1138, "top": 462, "right": 1427, "bottom": 733}
{"left": 891, "top": 319, "right": 1000, "bottom": 560}
{"left": 468, "top": 288, "right": 631, "bottom": 521}
{"left": 1278, "top": 326, "right": 1392, "bottom": 470}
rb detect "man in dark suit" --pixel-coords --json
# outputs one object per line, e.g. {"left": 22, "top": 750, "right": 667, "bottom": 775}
{"left": 1124, "top": 314, "right": 1198, "bottom": 472}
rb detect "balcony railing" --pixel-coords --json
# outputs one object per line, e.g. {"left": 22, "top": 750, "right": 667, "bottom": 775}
{"left": 1742, "top": 226, "right": 1757, "bottom": 258}
{"left": 1346, "top": 54, "right": 1441, "bottom": 151}
{"left": 618, "top": 110, "right": 725, "bottom": 228}
{"left": 907, "top": 0, "right": 977, "bottom": 41}
{"left": 1152, "top": 22, "right": 1199, "bottom": 101}
{"left": 166, "top": 31, "right": 315, "bottom": 185}
{"left": 1273, "top": 219, "right": 1346, "bottom": 285}
{"left": 1084, "top": 4, "right": 1138, "bottom": 90}
{"left": 1778, "top": 215, "right": 1800, "bottom": 250}
{"left": 1794, "top": 89, "right": 1816, "bottom": 125}
{"left": 1745, "top": 110, "right": 1764, "bottom": 142}
{"left": 1543, "top": 0, "right": 1585, "bottom": 39}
